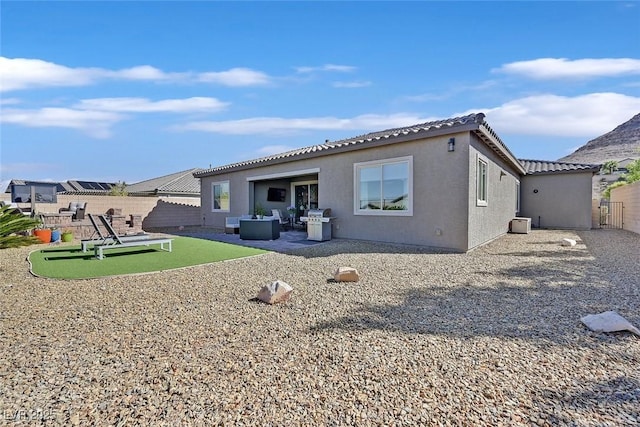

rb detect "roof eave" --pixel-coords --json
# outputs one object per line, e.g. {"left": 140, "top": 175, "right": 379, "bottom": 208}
{"left": 474, "top": 124, "right": 526, "bottom": 175}
{"left": 526, "top": 167, "right": 601, "bottom": 176}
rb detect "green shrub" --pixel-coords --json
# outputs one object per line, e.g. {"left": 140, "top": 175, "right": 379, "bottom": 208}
{"left": 0, "top": 205, "right": 42, "bottom": 249}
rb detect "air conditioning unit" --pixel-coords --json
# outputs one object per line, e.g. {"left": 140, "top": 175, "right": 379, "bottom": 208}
{"left": 511, "top": 217, "right": 531, "bottom": 234}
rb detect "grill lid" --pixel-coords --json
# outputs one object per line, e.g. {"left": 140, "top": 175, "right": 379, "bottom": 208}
{"left": 308, "top": 208, "right": 331, "bottom": 217}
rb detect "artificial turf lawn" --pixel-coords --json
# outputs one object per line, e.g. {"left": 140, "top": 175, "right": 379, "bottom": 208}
{"left": 28, "top": 236, "right": 268, "bottom": 279}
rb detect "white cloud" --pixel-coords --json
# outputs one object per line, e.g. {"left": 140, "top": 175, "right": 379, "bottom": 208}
{"left": 467, "top": 92, "right": 640, "bottom": 137}
{"left": 0, "top": 97, "right": 21, "bottom": 105}
{"left": 0, "top": 57, "right": 101, "bottom": 91}
{"left": 74, "top": 97, "right": 229, "bottom": 113}
{"left": 295, "top": 64, "right": 357, "bottom": 73}
{"left": 108, "top": 65, "right": 178, "bottom": 81}
{"left": 197, "top": 68, "right": 271, "bottom": 86}
{"left": 0, "top": 57, "right": 273, "bottom": 91}
{"left": 494, "top": 58, "right": 640, "bottom": 80}
{"left": 332, "top": 80, "right": 372, "bottom": 88}
{"left": 176, "top": 113, "right": 433, "bottom": 136}
{"left": 1, "top": 107, "right": 124, "bottom": 138}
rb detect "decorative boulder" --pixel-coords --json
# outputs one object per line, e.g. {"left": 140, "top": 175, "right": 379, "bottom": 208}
{"left": 581, "top": 311, "right": 640, "bottom": 336}
{"left": 334, "top": 267, "right": 360, "bottom": 282}
{"left": 257, "top": 280, "right": 293, "bottom": 304}
{"left": 561, "top": 238, "right": 577, "bottom": 247}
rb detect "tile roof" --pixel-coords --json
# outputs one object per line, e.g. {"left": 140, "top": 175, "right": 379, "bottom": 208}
{"left": 194, "top": 113, "right": 526, "bottom": 177}
{"left": 519, "top": 159, "right": 601, "bottom": 175}
{"left": 126, "top": 168, "right": 202, "bottom": 196}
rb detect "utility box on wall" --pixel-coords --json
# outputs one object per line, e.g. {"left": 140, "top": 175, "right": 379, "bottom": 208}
{"left": 511, "top": 217, "right": 531, "bottom": 234}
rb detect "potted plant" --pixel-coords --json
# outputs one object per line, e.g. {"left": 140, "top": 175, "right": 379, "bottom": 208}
{"left": 254, "top": 203, "right": 266, "bottom": 219}
{"left": 33, "top": 226, "right": 52, "bottom": 244}
{"left": 50, "top": 227, "right": 61, "bottom": 243}
{"left": 61, "top": 229, "right": 74, "bottom": 242}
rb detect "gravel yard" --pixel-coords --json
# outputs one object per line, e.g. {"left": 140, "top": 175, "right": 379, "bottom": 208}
{"left": 1, "top": 229, "right": 638, "bottom": 426}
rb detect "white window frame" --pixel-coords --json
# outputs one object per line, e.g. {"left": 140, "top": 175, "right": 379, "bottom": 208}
{"left": 211, "top": 180, "right": 230, "bottom": 212}
{"left": 353, "top": 156, "right": 413, "bottom": 216}
{"left": 476, "top": 156, "right": 488, "bottom": 207}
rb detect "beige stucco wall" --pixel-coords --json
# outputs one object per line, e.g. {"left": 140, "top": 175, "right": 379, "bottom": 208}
{"left": 520, "top": 172, "right": 594, "bottom": 229}
{"left": 200, "top": 132, "right": 522, "bottom": 252}
{"left": 611, "top": 180, "right": 640, "bottom": 234}
{"left": 466, "top": 136, "right": 521, "bottom": 250}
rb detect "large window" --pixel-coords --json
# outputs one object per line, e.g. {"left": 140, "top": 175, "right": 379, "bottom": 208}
{"left": 212, "top": 181, "right": 230, "bottom": 212}
{"left": 354, "top": 156, "right": 412, "bottom": 216}
{"left": 477, "top": 157, "right": 488, "bottom": 206}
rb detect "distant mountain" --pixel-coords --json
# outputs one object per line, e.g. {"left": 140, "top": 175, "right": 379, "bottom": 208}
{"left": 558, "top": 113, "right": 640, "bottom": 164}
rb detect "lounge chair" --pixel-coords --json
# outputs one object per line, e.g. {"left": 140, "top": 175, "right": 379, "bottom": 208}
{"left": 81, "top": 214, "right": 151, "bottom": 252}
{"left": 90, "top": 214, "right": 172, "bottom": 260}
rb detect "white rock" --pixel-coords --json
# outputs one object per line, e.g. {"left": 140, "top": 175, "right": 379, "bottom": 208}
{"left": 581, "top": 311, "right": 640, "bottom": 336}
{"left": 334, "top": 267, "right": 360, "bottom": 282}
{"left": 257, "top": 280, "right": 293, "bottom": 304}
{"left": 561, "top": 238, "right": 577, "bottom": 247}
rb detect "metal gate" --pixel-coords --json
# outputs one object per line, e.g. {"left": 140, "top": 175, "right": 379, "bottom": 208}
{"left": 598, "top": 201, "right": 624, "bottom": 229}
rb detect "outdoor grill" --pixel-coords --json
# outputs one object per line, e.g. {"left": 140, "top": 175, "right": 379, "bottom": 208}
{"left": 304, "top": 208, "right": 333, "bottom": 241}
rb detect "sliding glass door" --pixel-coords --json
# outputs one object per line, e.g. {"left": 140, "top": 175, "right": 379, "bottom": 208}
{"left": 292, "top": 181, "right": 318, "bottom": 220}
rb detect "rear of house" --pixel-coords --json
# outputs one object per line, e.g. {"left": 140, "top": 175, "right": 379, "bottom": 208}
{"left": 195, "top": 113, "right": 526, "bottom": 252}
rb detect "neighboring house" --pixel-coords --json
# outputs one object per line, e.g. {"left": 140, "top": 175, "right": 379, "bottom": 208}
{"left": 519, "top": 160, "right": 601, "bottom": 230}
{"left": 591, "top": 157, "right": 639, "bottom": 200}
{"left": 3, "top": 179, "right": 116, "bottom": 201}
{"left": 3, "top": 179, "right": 118, "bottom": 203}
{"left": 125, "top": 168, "right": 202, "bottom": 198}
{"left": 3, "top": 171, "right": 203, "bottom": 230}
{"left": 195, "top": 113, "right": 530, "bottom": 252}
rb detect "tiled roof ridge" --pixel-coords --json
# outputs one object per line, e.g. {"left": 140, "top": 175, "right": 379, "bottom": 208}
{"left": 156, "top": 168, "right": 202, "bottom": 191}
{"left": 519, "top": 158, "right": 602, "bottom": 175}
{"left": 130, "top": 168, "right": 199, "bottom": 187}
{"left": 519, "top": 158, "right": 600, "bottom": 165}
{"left": 157, "top": 199, "right": 200, "bottom": 207}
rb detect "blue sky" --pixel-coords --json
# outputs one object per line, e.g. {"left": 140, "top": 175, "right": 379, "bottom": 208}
{"left": 1, "top": 1, "right": 639, "bottom": 190}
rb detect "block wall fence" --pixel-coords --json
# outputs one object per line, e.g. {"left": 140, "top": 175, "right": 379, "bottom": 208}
{"left": 611, "top": 181, "right": 640, "bottom": 235}
{"left": 2, "top": 194, "right": 202, "bottom": 231}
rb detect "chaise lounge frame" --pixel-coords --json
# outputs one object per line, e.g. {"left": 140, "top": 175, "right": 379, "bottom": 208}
{"left": 82, "top": 214, "right": 151, "bottom": 252}
{"left": 88, "top": 214, "right": 173, "bottom": 260}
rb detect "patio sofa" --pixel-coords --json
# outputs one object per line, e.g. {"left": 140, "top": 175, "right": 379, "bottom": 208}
{"left": 225, "top": 215, "right": 252, "bottom": 234}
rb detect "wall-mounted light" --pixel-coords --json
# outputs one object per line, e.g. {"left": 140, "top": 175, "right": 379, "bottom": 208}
{"left": 447, "top": 137, "right": 455, "bottom": 152}
{"left": 500, "top": 170, "right": 507, "bottom": 180}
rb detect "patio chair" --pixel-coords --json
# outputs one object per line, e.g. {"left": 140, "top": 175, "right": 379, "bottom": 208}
{"left": 59, "top": 201, "right": 87, "bottom": 220}
{"left": 271, "top": 209, "right": 290, "bottom": 230}
{"left": 81, "top": 214, "right": 151, "bottom": 252}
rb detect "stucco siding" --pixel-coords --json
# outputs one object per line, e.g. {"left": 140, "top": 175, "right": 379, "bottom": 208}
{"left": 467, "top": 135, "right": 520, "bottom": 250}
{"left": 322, "top": 133, "right": 470, "bottom": 251}
{"left": 520, "top": 172, "right": 593, "bottom": 229}
{"left": 200, "top": 133, "right": 474, "bottom": 250}
{"left": 611, "top": 180, "right": 640, "bottom": 234}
